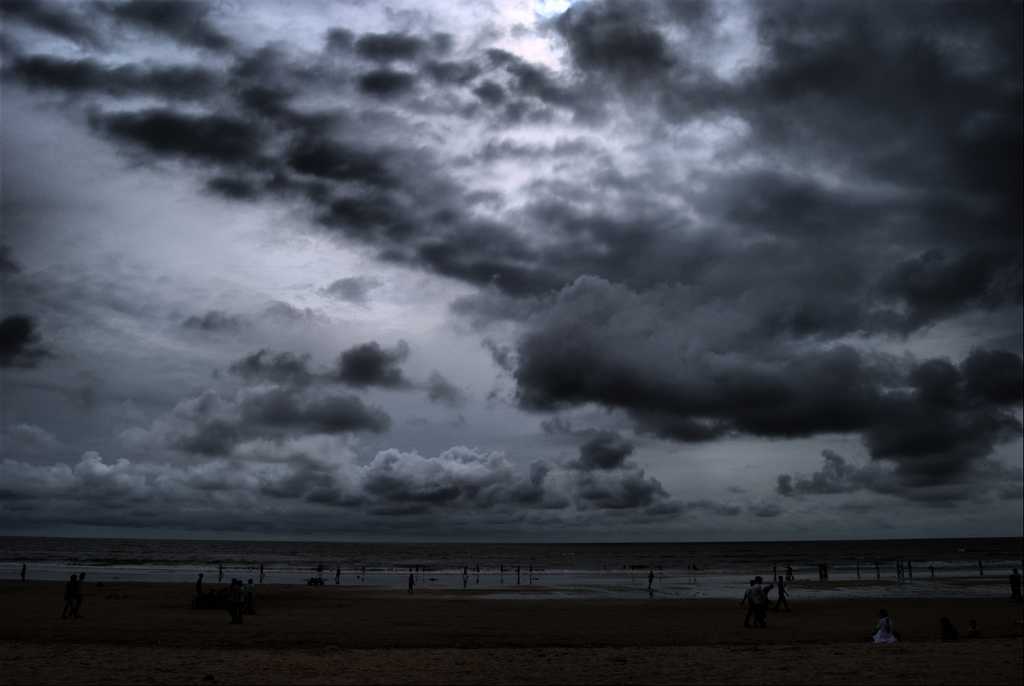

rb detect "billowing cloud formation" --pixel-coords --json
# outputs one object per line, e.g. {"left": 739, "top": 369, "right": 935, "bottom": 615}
{"left": 777, "top": 449, "right": 1022, "bottom": 504}
{"left": 515, "top": 277, "right": 1022, "bottom": 489}
{"left": 1, "top": 0, "right": 1021, "bottom": 537}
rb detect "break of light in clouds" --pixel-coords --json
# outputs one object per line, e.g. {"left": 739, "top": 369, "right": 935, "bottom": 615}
{"left": 0, "top": 0, "right": 1021, "bottom": 541}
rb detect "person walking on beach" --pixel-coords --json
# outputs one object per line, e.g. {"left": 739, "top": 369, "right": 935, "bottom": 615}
{"left": 61, "top": 574, "right": 79, "bottom": 619}
{"left": 228, "top": 579, "right": 243, "bottom": 624}
{"left": 73, "top": 573, "right": 86, "bottom": 618}
{"left": 218, "top": 563, "right": 224, "bottom": 583}
{"left": 1010, "top": 568, "right": 1022, "bottom": 601}
{"left": 774, "top": 575, "right": 790, "bottom": 611}
{"left": 196, "top": 573, "right": 204, "bottom": 596}
{"left": 741, "top": 578, "right": 756, "bottom": 628}
{"left": 335, "top": 566, "right": 341, "bottom": 585}
{"left": 408, "top": 573, "right": 415, "bottom": 594}
{"left": 462, "top": 567, "right": 469, "bottom": 589}
{"left": 259, "top": 563, "right": 265, "bottom": 583}
{"left": 750, "top": 576, "right": 774, "bottom": 628}
{"left": 20, "top": 563, "right": 26, "bottom": 582}
{"left": 516, "top": 566, "right": 521, "bottom": 584}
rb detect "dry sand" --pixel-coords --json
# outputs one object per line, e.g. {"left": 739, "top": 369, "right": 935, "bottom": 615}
{"left": 1, "top": 581, "right": 1021, "bottom": 684}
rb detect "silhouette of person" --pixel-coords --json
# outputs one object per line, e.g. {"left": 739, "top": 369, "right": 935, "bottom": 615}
{"left": 73, "top": 573, "right": 86, "bottom": 617}
{"left": 408, "top": 573, "right": 415, "bottom": 594}
{"left": 218, "top": 563, "right": 224, "bottom": 583}
{"left": 196, "top": 573, "right": 204, "bottom": 595}
{"left": 61, "top": 574, "right": 79, "bottom": 619}
{"left": 647, "top": 569, "right": 655, "bottom": 596}
{"left": 259, "top": 563, "right": 265, "bottom": 584}
{"left": 462, "top": 567, "right": 469, "bottom": 589}
{"left": 335, "top": 566, "right": 341, "bottom": 585}
{"left": 774, "top": 575, "right": 790, "bottom": 611}
{"left": 940, "top": 616, "right": 959, "bottom": 641}
{"left": 785, "top": 565, "right": 794, "bottom": 582}
{"left": 1010, "top": 568, "right": 1022, "bottom": 601}
{"left": 228, "top": 579, "right": 243, "bottom": 624}
{"left": 244, "top": 578, "right": 255, "bottom": 614}
{"left": 20, "top": 563, "right": 26, "bottom": 582}
{"left": 516, "top": 566, "right": 521, "bottom": 584}
{"left": 872, "top": 609, "right": 897, "bottom": 643}
{"left": 741, "top": 578, "right": 756, "bottom": 628}
{"left": 750, "top": 576, "right": 774, "bottom": 628}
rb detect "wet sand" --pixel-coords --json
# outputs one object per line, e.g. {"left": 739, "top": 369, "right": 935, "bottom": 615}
{"left": 1, "top": 582, "right": 1021, "bottom": 684}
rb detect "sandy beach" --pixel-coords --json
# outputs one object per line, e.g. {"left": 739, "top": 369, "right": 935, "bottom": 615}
{"left": 1, "top": 581, "right": 1021, "bottom": 684}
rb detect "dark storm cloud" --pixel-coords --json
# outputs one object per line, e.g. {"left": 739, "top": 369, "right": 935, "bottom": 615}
{"left": 9, "top": 55, "right": 219, "bottom": 101}
{"left": 357, "top": 69, "right": 416, "bottom": 98}
{"left": 425, "top": 371, "right": 466, "bottom": 407}
{"left": 337, "top": 341, "right": 411, "bottom": 388}
{"left": 320, "top": 276, "right": 381, "bottom": 305}
{"left": 514, "top": 277, "right": 1022, "bottom": 488}
{"left": 571, "top": 431, "right": 633, "bottom": 471}
{"left": 354, "top": 33, "right": 426, "bottom": 62}
{"left": 239, "top": 387, "right": 391, "bottom": 434}
{"left": 98, "top": 0, "right": 233, "bottom": 52}
{"left": 229, "top": 349, "right": 314, "bottom": 388}
{"left": 777, "top": 449, "right": 1023, "bottom": 504}
{"left": 0, "top": 315, "right": 52, "bottom": 368}
{"left": 181, "top": 310, "right": 247, "bottom": 333}
{"left": 89, "top": 108, "right": 264, "bottom": 165}
{"left": 173, "top": 418, "right": 239, "bottom": 456}
{"left": 1, "top": 0, "right": 101, "bottom": 46}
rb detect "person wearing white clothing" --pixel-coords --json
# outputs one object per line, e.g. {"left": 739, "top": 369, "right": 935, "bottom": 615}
{"left": 873, "top": 609, "right": 897, "bottom": 643}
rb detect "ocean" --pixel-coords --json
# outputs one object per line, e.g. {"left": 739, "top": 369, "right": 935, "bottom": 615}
{"left": 2, "top": 536, "right": 1021, "bottom": 599}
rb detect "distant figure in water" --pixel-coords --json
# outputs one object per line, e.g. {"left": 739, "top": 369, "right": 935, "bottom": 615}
{"left": 20, "top": 563, "right": 26, "bottom": 582}
{"left": 218, "top": 564, "right": 224, "bottom": 583}
{"left": 940, "top": 616, "right": 959, "bottom": 641}
{"left": 408, "top": 573, "right": 415, "bottom": 594}
{"left": 335, "top": 566, "right": 341, "bottom": 585}
{"left": 872, "top": 609, "right": 897, "bottom": 643}
{"left": 774, "top": 576, "right": 790, "bottom": 611}
{"left": 647, "top": 569, "right": 655, "bottom": 597}
{"left": 1010, "top": 568, "right": 1022, "bottom": 601}
{"left": 61, "top": 574, "right": 79, "bottom": 619}
{"left": 462, "top": 567, "right": 469, "bottom": 589}
{"left": 741, "top": 578, "right": 756, "bottom": 628}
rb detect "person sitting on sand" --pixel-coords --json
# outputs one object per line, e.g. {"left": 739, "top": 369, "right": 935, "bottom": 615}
{"left": 940, "top": 616, "right": 959, "bottom": 641}
{"left": 872, "top": 609, "right": 897, "bottom": 643}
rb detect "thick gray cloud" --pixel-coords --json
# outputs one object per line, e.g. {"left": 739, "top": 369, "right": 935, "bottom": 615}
{"left": 320, "top": 276, "right": 381, "bottom": 305}
{"left": 337, "top": 341, "right": 411, "bottom": 388}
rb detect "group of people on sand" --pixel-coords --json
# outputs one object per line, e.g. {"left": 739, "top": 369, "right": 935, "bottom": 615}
{"left": 192, "top": 572, "right": 255, "bottom": 622}
{"left": 60, "top": 573, "right": 87, "bottom": 619}
{"left": 741, "top": 575, "right": 789, "bottom": 628}
{"left": 872, "top": 609, "right": 985, "bottom": 644}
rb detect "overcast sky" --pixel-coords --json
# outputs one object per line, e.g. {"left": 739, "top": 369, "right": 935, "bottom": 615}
{"left": 1, "top": 0, "right": 1021, "bottom": 542}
